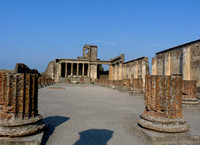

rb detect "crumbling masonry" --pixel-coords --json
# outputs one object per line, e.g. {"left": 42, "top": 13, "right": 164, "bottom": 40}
{"left": 138, "top": 75, "right": 190, "bottom": 133}
{"left": 0, "top": 72, "right": 45, "bottom": 137}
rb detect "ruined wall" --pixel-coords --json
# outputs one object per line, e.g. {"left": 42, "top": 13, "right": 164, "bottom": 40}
{"left": 109, "top": 56, "right": 149, "bottom": 90}
{"left": 170, "top": 49, "right": 182, "bottom": 75}
{"left": 90, "top": 46, "right": 97, "bottom": 61}
{"left": 109, "top": 54, "right": 125, "bottom": 80}
{"left": 15, "top": 63, "right": 40, "bottom": 76}
{"left": 123, "top": 57, "right": 149, "bottom": 88}
{"left": 152, "top": 40, "right": 200, "bottom": 91}
{"left": 190, "top": 43, "right": 200, "bottom": 88}
{"left": 42, "top": 61, "right": 56, "bottom": 79}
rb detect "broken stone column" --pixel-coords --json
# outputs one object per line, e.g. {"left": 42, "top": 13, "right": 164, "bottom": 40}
{"left": 138, "top": 75, "right": 189, "bottom": 133}
{"left": 0, "top": 72, "right": 45, "bottom": 137}
{"left": 182, "top": 80, "right": 200, "bottom": 107}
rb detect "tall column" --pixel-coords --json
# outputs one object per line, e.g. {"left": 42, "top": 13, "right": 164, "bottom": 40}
{"left": 71, "top": 63, "right": 73, "bottom": 76}
{"left": 58, "top": 63, "right": 61, "bottom": 77}
{"left": 82, "top": 63, "right": 85, "bottom": 77}
{"left": 77, "top": 63, "right": 79, "bottom": 76}
{"left": 117, "top": 64, "right": 119, "bottom": 80}
{"left": 165, "top": 54, "right": 171, "bottom": 75}
{"left": 109, "top": 65, "right": 113, "bottom": 80}
{"left": 142, "top": 60, "right": 147, "bottom": 89}
{"left": 112, "top": 65, "right": 115, "bottom": 80}
{"left": 183, "top": 47, "right": 191, "bottom": 80}
{"left": 119, "top": 63, "right": 122, "bottom": 80}
{"left": 87, "top": 64, "right": 90, "bottom": 77}
{"left": 134, "top": 61, "right": 139, "bottom": 78}
{"left": 152, "top": 57, "right": 157, "bottom": 75}
{"left": 65, "top": 63, "right": 68, "bottom": 77}
{"left": 115, "top": 64, "right": 118, "bottom": 80}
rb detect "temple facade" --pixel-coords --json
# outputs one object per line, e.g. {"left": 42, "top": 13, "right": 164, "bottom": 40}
{"left": 42, "top": 45, "right": 110, "bottom": 83}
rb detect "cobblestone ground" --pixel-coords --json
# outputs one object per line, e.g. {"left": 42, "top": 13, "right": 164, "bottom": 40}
{"left": 38, "top": 84, "right": 200, "bottom": 145}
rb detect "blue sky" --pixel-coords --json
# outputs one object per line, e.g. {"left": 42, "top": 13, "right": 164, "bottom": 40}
{"left": 1, "top": 0, "right": 200, "bottom": 72}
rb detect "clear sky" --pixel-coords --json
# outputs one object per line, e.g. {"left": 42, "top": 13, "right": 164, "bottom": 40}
{"left": 1, "top": 0, "right": 200, "bottom": 73}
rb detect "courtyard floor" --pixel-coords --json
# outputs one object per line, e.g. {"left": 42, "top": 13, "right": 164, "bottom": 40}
{"left": 38, "top": 84, "right": 200, "bottom": 145}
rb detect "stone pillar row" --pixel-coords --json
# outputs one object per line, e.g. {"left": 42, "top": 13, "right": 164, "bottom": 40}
{"left": 0, "top": 72, "right": 45, "bottom": 137}
{"left": 63, "top": 63, "right": 89, "bottom": 77}
{"left": 38, "top": 77, "right": 55, "bottom": 88}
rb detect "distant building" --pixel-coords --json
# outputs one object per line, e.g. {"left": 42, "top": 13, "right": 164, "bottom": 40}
{"left": 152, "top": 39, "right": 200, "bottom": 92}
{"left": 42, "top": 45, "right": 110, "bottom": 83}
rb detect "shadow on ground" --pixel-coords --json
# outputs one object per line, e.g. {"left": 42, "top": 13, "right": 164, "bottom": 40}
{"left": 41, "top": 115, "right": 70, "bottom": 145}
{"left": 74, "top": 129, "right": 114, "bottom": 145}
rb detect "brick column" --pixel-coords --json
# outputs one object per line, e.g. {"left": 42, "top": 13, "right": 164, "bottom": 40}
{"left": 138, "top": 75, "right": 189, "bottom": 133}
{"left": 0, "top": 72, "right": 45, "bottom": 137}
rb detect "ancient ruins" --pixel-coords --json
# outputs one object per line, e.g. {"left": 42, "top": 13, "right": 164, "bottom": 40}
{"left": 0, "top": 72, "right": 45, "bottom": 137}
{"left": 0, "top": 64, "right": 54, "bottom": 144}
{"left": 0, "top": 39, "right": 200, "bottom": 144}
{"left": 152, "top": 39, "right": 200, "bottom": 95}
{"left": 42, "top": 44, "right": 110, "bottom": 83}
{"left": 138, "top": 75, "right": 189, "bottom": 133}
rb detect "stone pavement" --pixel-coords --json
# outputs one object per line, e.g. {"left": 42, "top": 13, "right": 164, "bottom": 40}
{"left": 38, "top": 84, "right": 200, "bottom": 145}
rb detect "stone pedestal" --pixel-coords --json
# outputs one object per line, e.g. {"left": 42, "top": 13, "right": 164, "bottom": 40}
{"left": 182, "top": 80, "right": 200, "bottom": 109}
{"left": 0, "top": 72, "right": 45, "bottom": 138}
{"left": 138, "top": 75, "right": 189, "bottom": 133}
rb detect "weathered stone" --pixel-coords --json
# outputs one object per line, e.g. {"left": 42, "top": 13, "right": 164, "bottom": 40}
{"left": 119, "top": 79, "right": 131, "bottom": 91}
{"left": 132, "top": 78, "right": 143, "bottom": 92}
{"left": 109, "top": 56, "right": 149, "bottom": 91}
{"left": 138, "top": 75, "right": 189, "bottom": 133}
{"left": 182, "top": 80, "right": 200, "bottom": 108}
{"left": 152, "top": 39, "right": 200, "bottom": 93}
{"left": 0, "top": 72, "right": 45, "bottom": 137}
{"left": 15, "top": 63, "right": 41, "bottom": 77}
